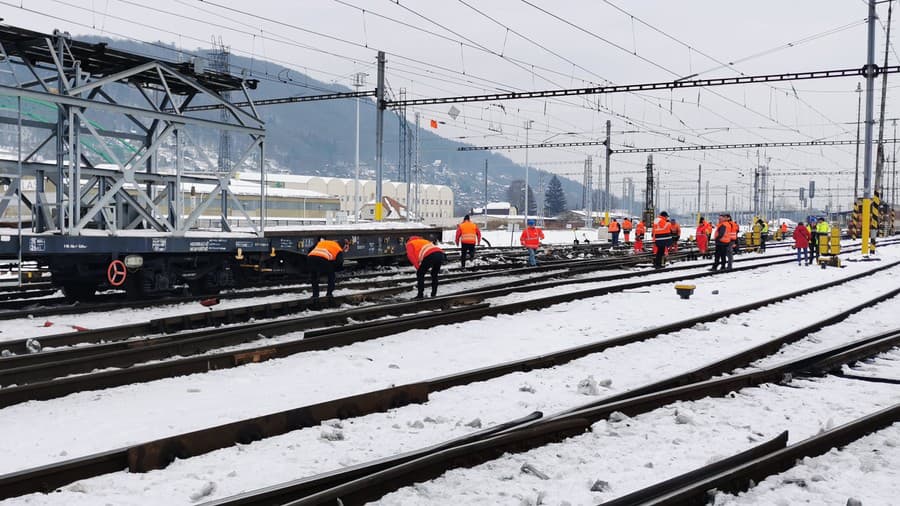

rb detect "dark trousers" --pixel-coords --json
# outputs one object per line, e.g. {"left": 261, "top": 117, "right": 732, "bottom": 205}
{"left": 810, "top": 233, "right": 819, "bottom": 259}
{"left": 653, "top": 239, "right": 670, "bottom": 268}
{"left": 417, "top": 252, "right": 443, "bottom": 297}
{"left": 760, "top": 233, "right": 768, "bottom": 252}
{"left": 796, "top": 247, "right": 809, "bottom": 265}
{"left": 460, "top": 243, "right": 476, "bottom": 268}
{"left": 611, "top": 231, "right": 620, "bottom": 246}
{"left": 307, "top": 256, "right": 336, "bottom": 299}
{"left": 712, "top": 242, "right": 726, "bottom": 270}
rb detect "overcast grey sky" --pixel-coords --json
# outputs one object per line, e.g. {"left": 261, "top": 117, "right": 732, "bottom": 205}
{"left": 3, "top": 0, "right": 895, "bottom": 212}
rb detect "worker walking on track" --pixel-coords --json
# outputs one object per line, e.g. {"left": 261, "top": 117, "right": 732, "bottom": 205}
{"left": 609, "top": 218, "right": 621, "bottom": 246}
{"left": 757, "top": 218, "right": 769, "bottom": 252}
{"left": 710, "top": 215, "right": 729, "bottom": 271}
{"left": 520, "top": 219, "right": 545, "bottom": 266}
{"left": 454, "top": 214, "right": 482, "bottom": 269}
{"left": 793, "top": 221, "right": 811, "bottom": 266}
{"left": 651, "top": 211, "right": 673, "bottom": 269}
{"left": 622, "top": 217, "right": 633, "bottom": 242}
{"left": 406, "top": 236, "right": 445, "bottom": 299}
{"left": 780, "top": 222, "right": 788, "bottom": 238}
{"left": 307, "top": 236, "right": 345, "bottom": 306}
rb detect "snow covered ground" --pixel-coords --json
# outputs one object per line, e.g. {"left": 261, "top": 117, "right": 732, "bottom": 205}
{"left": 1, "top": 245, "right": 898, "bottom": 505}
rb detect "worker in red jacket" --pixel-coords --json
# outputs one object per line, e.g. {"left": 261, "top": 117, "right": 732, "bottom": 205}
{"left": 307, "top": 237, "right": 345, "bottom": 306}
{"left": 454, "top": 214, "right": 482, "bottom": 269}
{"left": 793, "top": 221, "right": 811, "bottom": 266}
{"left": 695, "top": 217, "right": 710, "bottom": 257}
{"left": 520, "top": 219, "right": 545, "bottom": 266}
{"left": 634, "top": 219, "right": 646, "bottom": 253}
{"left": 406, "top": 236, "right": 445, "bottom": 299}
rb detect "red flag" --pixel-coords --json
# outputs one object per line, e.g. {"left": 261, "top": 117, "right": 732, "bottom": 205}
{"left": 430, "top": 119, "right": 438, "bottom": 129}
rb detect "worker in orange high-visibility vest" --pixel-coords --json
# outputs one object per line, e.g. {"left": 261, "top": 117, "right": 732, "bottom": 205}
{"left": 454, "top": 214, "right": 482, "bottom": 269}
{"left": 725, "top": 214, "right": 739, "bottom": 270}
{"left": 406, "top": 236, "right": 445, "bottom": 299}
{"left": 307, "top": 237, "right": 345, "bottom": 305}
{"left": 520, "top": 219, "right": 545, "bottom": 266}
{"left": 634, "top": 219, "right": 646, "bottom": 252}
{"left": 608, "top": 218, "right": 621, "bottom": 246}
{"left": 622, "top": 217, "right": 633, "bottom": 242}
{"left": 651, "top": 211, "right": 673, "bottom": 269}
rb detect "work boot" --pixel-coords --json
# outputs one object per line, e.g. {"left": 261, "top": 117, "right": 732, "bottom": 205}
{"left": 414, "top": 292, "right": 424, "bottom": 300}
{"left": 326, "top": 294, "right": 335, "bottom": 306}
{"left": 431, "top": 288, "right": 438, "bottom": 298}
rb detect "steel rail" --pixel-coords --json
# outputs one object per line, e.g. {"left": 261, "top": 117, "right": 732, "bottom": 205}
{"left": 275, "top": 328, "right": 900, "bottom": 506}
{"left": 1, "top": 261, "right": 896, "bottom": 500}
{"left": 0, "top": 253, "right": 783, "bottom": 398}
{"left": 633, "top": 403, "right": 900, "bottom": 505}
{"left": 0, "top": 251, "right": 685, "bottom": 359}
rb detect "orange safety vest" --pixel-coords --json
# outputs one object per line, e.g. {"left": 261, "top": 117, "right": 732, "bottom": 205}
{"left": 406, "top": 238, "right": 443, "bottom": 270}
{"left": 622, "top": 219, "right": 633, "bottom": 231}
{"left": 727, "top": 221, "right": 739, "bottom": 241}
{"left": 455, "top": 221, "right": 481, "bottom": 245}
{"left": 308, "top": 240, "right": 343, "bottom": 261}
{"left": 652, "top": 216, "right": 673, "bottom": 241}
{"left": 608, "top": 221, "right": 620, "bottom": 232}
{"left": 715, "top": 222, "right": 731, "bottom": 243}
{"left": 780, "top": 223, "right": 788, "bottom": 233}
{"left": 520, "top": 226, "right": 544, "bottom": 249}
{"left": 635, "top": 221, "right": 646, "bottom": 235}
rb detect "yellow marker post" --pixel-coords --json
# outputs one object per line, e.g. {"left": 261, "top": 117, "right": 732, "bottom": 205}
{"left": 374, "top": 202, "right": 384, "bottom": 221}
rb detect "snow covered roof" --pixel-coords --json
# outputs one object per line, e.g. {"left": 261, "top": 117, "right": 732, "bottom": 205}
{"left": 235, "top": 171, "right": 452, "bottom": 192}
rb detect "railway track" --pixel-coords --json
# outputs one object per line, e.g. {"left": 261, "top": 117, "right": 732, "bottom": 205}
{"left": 0, "top": 242, "right": 649, "bottom": 318}
{"left": 207, "top": 320, "right": 900, "bottom": 506}
{"left": 0, "top": 249, "right": 697, "bottom": 358}
{"left": 1, "top": 247, "right": 897, "bottom": 501}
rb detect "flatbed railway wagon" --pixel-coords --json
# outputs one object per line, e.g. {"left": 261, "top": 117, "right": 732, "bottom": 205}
{"left": 0, "top": 224, "right": 441, "bottom": 298}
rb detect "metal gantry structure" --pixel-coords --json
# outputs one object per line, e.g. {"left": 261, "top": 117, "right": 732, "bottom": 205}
{"left": 0, "top": 25, "right": 266, "bottom": 237}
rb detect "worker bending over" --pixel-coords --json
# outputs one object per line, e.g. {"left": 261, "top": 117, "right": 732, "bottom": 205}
{"left": 307, "top": 237, "right": 345, "bottom": 306}
{"left": 406, "top": 236, "right": 445, "bottom": 299}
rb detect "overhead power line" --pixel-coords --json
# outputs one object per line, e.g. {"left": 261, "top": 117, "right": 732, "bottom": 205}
{"left": 459, "top": 138, "right": 899, "bottom": 153}
{"left": 389, "top": 65, "right": 900, "bottom": 107}
{"left": 181, "top": 90, "right": 377, "bottom": 111}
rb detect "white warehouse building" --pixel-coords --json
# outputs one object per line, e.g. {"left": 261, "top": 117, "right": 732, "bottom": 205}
{"left": 235, "top": 172, "right": 454, "bottom": 220}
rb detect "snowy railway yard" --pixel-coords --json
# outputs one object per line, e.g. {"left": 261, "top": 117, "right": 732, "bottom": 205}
{"left": 0, "top": 240, "right": 899, "bottom": 505}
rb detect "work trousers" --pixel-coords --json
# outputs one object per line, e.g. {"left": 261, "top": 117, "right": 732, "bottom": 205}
{"left": 796, "top": 247, "right": 809, "bottom": 265}
{"left": 624, "top": 231, "right": 631, "bottom": 242}
{"left": 611, "top": 231, "right": 620, "bottom": 246}
{"left": 417, "top": 252, "right": 443, "bottom": 298}
{"left": 307, "top": 256, "right": 336, "bottom": 300}
{"left": 810, "top": 233, "right": 819, "bottom": 260}
{"left": 653, "top": 238, "right": 670, "bottom": 268}
{"left": 460, "top": 243, "right": 476, "bottom": 268}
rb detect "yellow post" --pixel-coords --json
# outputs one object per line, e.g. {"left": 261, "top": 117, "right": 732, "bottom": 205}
{"left": 374, "top": 202, "right": 384, "bottom": 221}
{"left": 861, "top": 197, "right": 872, "bottom": 255}
{"left": 604, "top": 211, "right": 610, "bottom": 225}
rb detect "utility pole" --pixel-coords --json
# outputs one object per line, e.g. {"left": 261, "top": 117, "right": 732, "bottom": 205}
{"left": 374, "top": 51, "right": 386, "bottom": 221}
{"left": 414, "top": 112, "right": 421, "bottom": 221}
{"left": 585, "top": 156, "right": 593, "bottom": 228}
{"left": 352, "top": 72, "right": 366, "bottom": 222}
{"left": 875, "top": 0, "right": 894, "bottom": 196}
{"left": 862, "top": 0, "right": 877, "bottom": 255}
{"left": 696, "top": 164, "right": 702, "bottom": 224}
{"left": 854, "top": 82, "right": 863, "bottom": 200}
{"left": 642, "top": 155, "right": 655, "bottom": 225}
{"left": 604, "top": 119, "right": 611, "bottom": 223}
{"left": 483, "top": 159, "right": 488, "bottom": 226}
{"left": 523, "top": 120, "right": 533, "bottom": 224}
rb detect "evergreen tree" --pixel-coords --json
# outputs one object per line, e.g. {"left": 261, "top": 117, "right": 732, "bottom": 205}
{"left": 544, "top": 175, "right": 567, "bottom": 216}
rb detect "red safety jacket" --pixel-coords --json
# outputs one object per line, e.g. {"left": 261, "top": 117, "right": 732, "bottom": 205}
{"left": 520, "top": 226, "right": 545, "bottom": 249}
